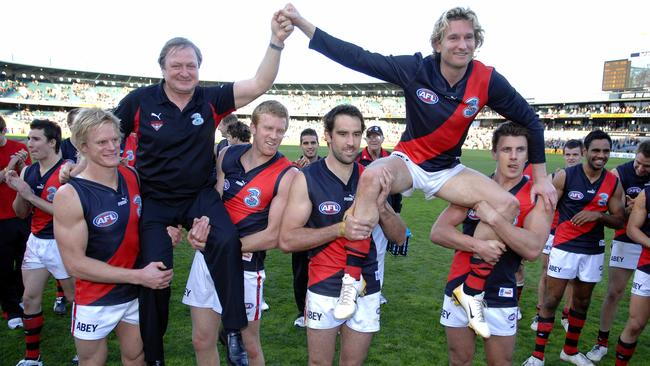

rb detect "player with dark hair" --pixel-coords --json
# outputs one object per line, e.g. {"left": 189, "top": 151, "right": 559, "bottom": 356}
{"left": 524, "top": 130, "right": 625, "bottom": 366}
{"left": 5, "top": 120, "right": 76, "bottom": 366}
{"left": 226, "top": 121, "right": 252, "bottom": 145}
{"left": 113, "top": 13, "right": 294, "bottom": 365}
{"left": 279, "top": 104, "right": 406, "bottom": 366}
{"left": 431, "top": 122, "right": 552, "bottom": 365}
{"left": 281, "top": 4, "right": 554, "bottom": 336}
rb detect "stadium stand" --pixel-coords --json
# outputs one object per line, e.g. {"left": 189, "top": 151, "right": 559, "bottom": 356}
{"left": 2, "top": 61, "right": 650, "bottom": 149}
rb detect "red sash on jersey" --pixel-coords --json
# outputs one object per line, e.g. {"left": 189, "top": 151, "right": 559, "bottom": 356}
{"left": 554, "top": 172, "right": 617, "bottom": 246}
{"left": 74, "top": 166, "right": 141, "bottom": 305}
{"left": 395, "top": 60, "right": 492, "bottom": 164}
{"left": 224, "top": 157, "right": 291, "bottom": 225}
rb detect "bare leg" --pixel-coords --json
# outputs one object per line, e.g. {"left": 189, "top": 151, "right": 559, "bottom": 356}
{"left": 444, "top": 326, "right": 476, "bottom": 366}
{"left": 190, "top": 306, "right": 221, "bottom": 366}
{"left": 241, "top": 319, "right": 264, "bottom": 366}
{"left": 484, "top": 335, "right": 516, "bottom": 366}
{"left": 74, "top": 338, "right": 108, "bottom": 366}
{"left": 339, "top": 325, "right": 374, "bottom": 366}
{"left": 307, "top": 326, "right": 339, "bottom": 366}
{"left": 116, "top": 321, "right": 145, "bottom": 366}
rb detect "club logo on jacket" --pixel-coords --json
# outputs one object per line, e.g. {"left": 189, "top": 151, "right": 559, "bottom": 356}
{"left": 150, "top": 121, "right": 164, "bottom": 131}
{"left": 416, "top": 88, "right": 439, "bottom": 105}
{"left": 191, "top": 113, "right": 204, "bottom": 126}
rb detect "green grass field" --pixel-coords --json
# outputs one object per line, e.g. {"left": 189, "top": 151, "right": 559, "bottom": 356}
{"left": 1, "top": 147, "right": 648, "bottom": 365}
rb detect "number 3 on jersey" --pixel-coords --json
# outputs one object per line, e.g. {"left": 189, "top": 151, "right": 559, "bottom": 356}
{"left": 244, "top": 187, "right": 261, "bottom": 207}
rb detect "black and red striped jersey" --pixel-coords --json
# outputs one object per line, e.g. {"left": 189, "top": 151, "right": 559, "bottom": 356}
{"left": 614, "top": 160, "right": 650, "bottom": 243}
{"left": 302, "top": 159, "right": 380, "bottom": 297}
{"left": 221, "top": 144, "right": 292, "bottom": 271}
{"left": 67, "top": 165, "right": 141, "bottom": 306}
{"left": 553, "top": 165, "right": 618, "bottom": 254}
{"left": 445, "top": 176, "right": 534, "bottom": 307}
{"left": 309, "top": 28, "right": 545, "bottom": 172}
{"left": 24, "top": 159, "right": 64, "bottom": 239}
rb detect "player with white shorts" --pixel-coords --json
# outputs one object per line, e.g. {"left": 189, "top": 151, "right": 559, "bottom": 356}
{"left": 279, "top": 105, "right": 406, "bottom": 366}
{"left": 54, "top": 108, "right": 172, "bottom": 366}
{"left": 612, "top": 187, "right": 650, "bottom": 365}
{"left": 431, "top": 122, "right": 552, "bottom": 365}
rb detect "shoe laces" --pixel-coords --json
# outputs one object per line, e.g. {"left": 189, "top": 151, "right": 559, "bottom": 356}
{"left": 339, "top": 281, "right": 358, "bottom": 306}
{"left": 469, "top": 296, "right": 487, "bottom": 322}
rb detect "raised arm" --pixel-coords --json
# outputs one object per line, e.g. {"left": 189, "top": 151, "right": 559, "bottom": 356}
{"left": 241, "top": 167, "right": 298, "bottom": 252}
{"left": 430, "top": 204, "right": 505, "bottom": 265}
{"left": 233, "top": 11, "right": 293, "bottom": 108}
{"left": 53, "top": 184, "right": 172, "bottom": 289}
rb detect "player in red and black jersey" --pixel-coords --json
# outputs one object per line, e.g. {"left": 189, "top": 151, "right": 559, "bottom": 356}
{"left": 431, "top": 122, "right": 552, "bottom": 364}
{"left": 524, "top": 130, "right": 625, "bottom": 366}
{"left": 281, "top": 5, "right": 556, "bottom": 333}
{"left": 614, "top": 186, "right": 650, "bottom": 366}
{"left": 585, "top": 140, "right": 650, "bottom": 362}
{"left": 183, "top": 101, "right": 297, "bottom": 366}
{"left": 279, "top": 105, "right": 406, "bottom": 366}
{"left": 54, "top": 108, "right": 172, "bottom": 366}
{"left": 5, "top": 120, "right": 76, "bottom": 366}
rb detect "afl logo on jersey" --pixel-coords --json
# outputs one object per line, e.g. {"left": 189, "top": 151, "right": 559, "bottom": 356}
{"left": 626, "top": 186, "right": 642, "bottom": 195}
{"left": 191, "top": 113, "right": 204, "bottom": 126}
{"left": 318, "top": 201, "right": 341, "bottom": 215}
{"left": 467, "top": 209, "right": 479, "bottom": 221}
{"left": 416, "top": 88, "right": 439, "bottom": 105}
{"left": 46, "top": 186, "right": 58, "bottom": 202}
{"left": 93, "top": 211, "right": 119, "bottom": 227}
{"left": 223, "top": 179, "right": 231, "bottom": 191}
{"left": 597, "top": 193, "right": 609, "bottom": 206}
{"left": 568, "top": 191, "right": 584, "bottom": 200}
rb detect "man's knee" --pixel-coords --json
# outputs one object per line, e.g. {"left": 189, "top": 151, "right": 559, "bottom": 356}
{"left": 496, "top": 194, "right": 520, "bottom": 219}
{"left": 606, "top": 285, "right": 626, "bottom": 302}
{"left": 358, "top": 167, "right": 383, "bottom": 195}
{"left": 121, "top": 350, "right": 144, "bottom": 366}
{"left": 626, "top": 316, "right": 647, "bottom": 338}
{"left": 192, "top": 328, "right": 217, "bottom": 352}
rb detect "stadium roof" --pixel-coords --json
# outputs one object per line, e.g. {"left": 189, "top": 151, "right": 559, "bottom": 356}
{"left": 0, "top": 61, "right": 403, "bottom": 96}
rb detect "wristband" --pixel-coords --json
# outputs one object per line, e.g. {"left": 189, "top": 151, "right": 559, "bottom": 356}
{"left": 269, "top": 42, "right": 284, "bottom": 51}
{"left": 338, "top": 221, "right": 346, "bottom": 237}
